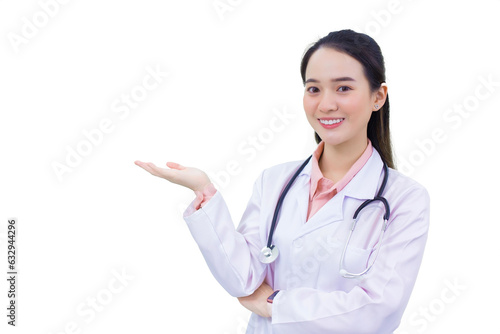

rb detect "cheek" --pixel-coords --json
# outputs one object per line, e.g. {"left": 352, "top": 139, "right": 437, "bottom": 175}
{"left": 345, "top": 95, "right": 371, "bottom": 117}
{"left": 303, "top": 96, "right": 316, "bottom": 114}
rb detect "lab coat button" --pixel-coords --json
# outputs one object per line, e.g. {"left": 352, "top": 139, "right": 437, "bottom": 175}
{"left": 293, "top": 238, "right": 304, "bottom": 248}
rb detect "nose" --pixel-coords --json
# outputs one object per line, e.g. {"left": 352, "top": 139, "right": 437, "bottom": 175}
{"left": 318, "top": 91, "right": 338, "bottom": 112}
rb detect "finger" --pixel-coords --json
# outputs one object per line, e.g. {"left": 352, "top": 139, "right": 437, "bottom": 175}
{"left": 137, "top": 162, "right": 157, "bottom": 175}
{"left": 136, "top": 161, "right": 166, "bottom": 178}
{"left": 134, "top": 160, "right": 152, "bottom": 171}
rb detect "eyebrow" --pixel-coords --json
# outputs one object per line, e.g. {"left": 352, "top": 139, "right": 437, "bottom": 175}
{"left": 305, "top": 77, "right": 356, "bottom": 84}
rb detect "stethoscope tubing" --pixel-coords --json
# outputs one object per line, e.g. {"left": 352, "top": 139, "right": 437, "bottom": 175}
{"left": 262, "top": 152, "right": 391, "bottom": 279}
{"left": 266, "top": 155, "right": 312, "bottom": 249}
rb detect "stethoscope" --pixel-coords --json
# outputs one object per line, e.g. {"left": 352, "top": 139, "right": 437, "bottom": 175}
{"left": 258, "top": 154, "right": 391, "bottom": 279}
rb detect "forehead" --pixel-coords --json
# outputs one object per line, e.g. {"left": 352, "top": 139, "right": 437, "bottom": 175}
{"left": 305, "top": 47, "right": 365, "bottom": 80}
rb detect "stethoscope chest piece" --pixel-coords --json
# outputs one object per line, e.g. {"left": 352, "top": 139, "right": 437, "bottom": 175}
{"left": 259, "top": 245, "right": 279, "bottom": 264}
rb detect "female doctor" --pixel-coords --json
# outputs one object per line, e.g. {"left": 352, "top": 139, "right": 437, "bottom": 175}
{"left": 135, "top": 29, "right": 430, "bottom": 333}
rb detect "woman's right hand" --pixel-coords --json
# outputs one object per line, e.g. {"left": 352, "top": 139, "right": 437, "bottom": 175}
{"left": 134, "top": 160, "right": 211, "bottom": 192}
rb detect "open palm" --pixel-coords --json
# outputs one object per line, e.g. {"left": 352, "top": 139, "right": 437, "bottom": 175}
{"left": 134, "top": 160, "right": 211, "bottom": 192}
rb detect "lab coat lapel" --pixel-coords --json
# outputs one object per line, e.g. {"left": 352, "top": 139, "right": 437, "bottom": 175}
{"left": 301, "top": 192, "right": 345, "bottom": 234}
{"left": 342, "top": 148, "right": 384, "bottom": 201}
{"left": 292, "top": 176, "right": 309, "bottom": 228}
{"left": 292, "top": 149, "right": 384, "bottom": 237}
{"left": 291, "top": 160, "right": 344, "bottom": 236}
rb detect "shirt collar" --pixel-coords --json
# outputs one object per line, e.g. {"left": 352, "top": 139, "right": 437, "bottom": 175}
{"left": 309, "top": 140, "right": 373, "bottom": 201}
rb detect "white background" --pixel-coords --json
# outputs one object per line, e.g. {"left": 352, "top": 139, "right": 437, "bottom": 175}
{"left": 1, "top": 0, "right": 499, "bottom": 333}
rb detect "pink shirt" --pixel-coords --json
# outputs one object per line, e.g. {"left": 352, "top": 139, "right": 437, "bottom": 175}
{"left": 193, "top": 140, "right": 373, "bottom": 223}
{"left": 307, "top": 140, "right": 372, "bottom": 221}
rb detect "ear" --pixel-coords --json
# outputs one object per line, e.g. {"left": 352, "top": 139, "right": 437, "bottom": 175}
{"left": 373, "top": 83, "right": 388, "bottom": 111}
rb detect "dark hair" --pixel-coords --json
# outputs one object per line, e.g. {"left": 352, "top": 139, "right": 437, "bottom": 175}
{"left": 300, "top": 29, "right": 395, "bottom": 169}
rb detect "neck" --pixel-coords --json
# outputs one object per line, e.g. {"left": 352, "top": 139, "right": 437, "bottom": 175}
{"left": 319, "top": 137, "right": 368, "bottom": 182}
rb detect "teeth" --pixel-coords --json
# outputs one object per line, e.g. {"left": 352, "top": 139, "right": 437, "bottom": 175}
{"left": 320, "top": 118, "right": 343, "bottom": 125}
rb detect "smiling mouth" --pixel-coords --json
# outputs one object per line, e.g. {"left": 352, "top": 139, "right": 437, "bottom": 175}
{"left": 319, "top": 118, "right": 344, "bottom": 125}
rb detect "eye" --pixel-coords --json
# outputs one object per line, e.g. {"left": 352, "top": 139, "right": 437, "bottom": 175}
{"left": 338, "top": 86, "right": 351, "bottom": 92}
{"left": 306, "top": 86, "right": 319, "bottom": 93}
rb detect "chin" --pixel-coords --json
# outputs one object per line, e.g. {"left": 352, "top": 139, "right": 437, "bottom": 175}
{"left": 318, "top": 133, "right": 348, "bottom": 146}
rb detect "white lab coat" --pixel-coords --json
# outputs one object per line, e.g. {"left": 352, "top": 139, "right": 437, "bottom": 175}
{"left": 183, "top": 149, "right": 430, "bottom": 334}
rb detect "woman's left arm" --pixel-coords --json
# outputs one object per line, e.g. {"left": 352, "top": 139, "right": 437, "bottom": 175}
{"left": 258, "top": 184, "right": 430, "bottom": 334}
{"left": 237, "top": 281, "right": 274, "bottom": 318}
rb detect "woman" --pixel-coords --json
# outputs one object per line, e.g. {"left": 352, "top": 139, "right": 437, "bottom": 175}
{"left": 135, "top": 29, "right": 430, "bottom": 333}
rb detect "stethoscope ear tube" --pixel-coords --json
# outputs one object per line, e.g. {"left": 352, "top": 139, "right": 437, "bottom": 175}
{"left": 260, "top": 155, "right": 312, "bottom": 264}
{"left": 353, "top": 196, "right": 390, "bottom": 222}
{"left": 266, "top": 155, "right": 313, "bottom": 249}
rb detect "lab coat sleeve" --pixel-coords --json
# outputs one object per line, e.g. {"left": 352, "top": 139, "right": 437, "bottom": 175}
{"left": 270, "top": 184, "right": 430, "bottom": 334}
{"left": 182, "top": 170, "right": 267, "bottom": 297}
